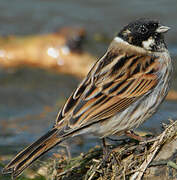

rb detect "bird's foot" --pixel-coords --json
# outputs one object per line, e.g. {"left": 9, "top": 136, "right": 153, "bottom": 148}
{"left": 125, "top": 130, "right": 145, "bottom": 141}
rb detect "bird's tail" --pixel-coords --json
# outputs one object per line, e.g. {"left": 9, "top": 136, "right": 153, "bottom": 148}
{"left": 2, "top": 128, "right": 63, "bottom": 179}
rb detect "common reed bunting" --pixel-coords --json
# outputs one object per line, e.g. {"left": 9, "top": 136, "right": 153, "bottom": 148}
{"left": 2, "top": 18, "right": 172, "bottom": 179}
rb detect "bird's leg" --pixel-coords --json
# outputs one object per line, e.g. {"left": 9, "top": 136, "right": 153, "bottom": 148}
{"left": 125, "top": 130, "right": 145, "bottom": 142}
{"left": 101, "top": 138, "right": 110, "bottom": 164}
{"left": 101, "top": 138, "right": 119, "bottom": 168}
{"left": 102, "top": 138, "right": 109, "bottom": 157}
{"left": 125, "top": 130, "right": 156, "bottom": 143}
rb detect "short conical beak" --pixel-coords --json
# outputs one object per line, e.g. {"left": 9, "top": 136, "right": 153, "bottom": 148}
{"left": 156, "top": 25, "right": 171, "bottom": 33}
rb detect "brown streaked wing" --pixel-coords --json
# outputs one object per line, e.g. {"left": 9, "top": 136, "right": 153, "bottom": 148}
{"left": 55, "top": 51, "right": 159, "bottom": 131}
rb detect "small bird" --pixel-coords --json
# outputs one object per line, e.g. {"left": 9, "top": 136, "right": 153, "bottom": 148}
{"left": 2, "top": 18, "right": 172, "bottom": 179}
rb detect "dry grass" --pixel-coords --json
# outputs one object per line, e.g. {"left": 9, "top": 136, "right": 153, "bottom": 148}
{"left": 36, "top": 120, "right": 177, "bottom": 180}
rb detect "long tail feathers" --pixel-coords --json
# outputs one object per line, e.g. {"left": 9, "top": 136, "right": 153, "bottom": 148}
{"left": 2, "top": 128, "right": 63, "bottom": 179}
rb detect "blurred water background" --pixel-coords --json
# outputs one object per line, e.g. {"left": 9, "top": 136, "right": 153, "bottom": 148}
{"left": 0, "top": 0, "right": 177, "bottom": 159}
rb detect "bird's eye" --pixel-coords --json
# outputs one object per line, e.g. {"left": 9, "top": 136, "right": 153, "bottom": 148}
{"left": 138, "top": 25, "right": 148, "bottom": 34}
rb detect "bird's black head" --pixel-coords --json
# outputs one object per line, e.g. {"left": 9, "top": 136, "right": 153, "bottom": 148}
{"left": 118, "top": 18, "right": 170, "bottom": 51}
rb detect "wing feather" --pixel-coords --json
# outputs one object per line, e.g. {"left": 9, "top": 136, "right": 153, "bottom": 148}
{"left": 55, "top": 50, "right": 159, "bottom": 132}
